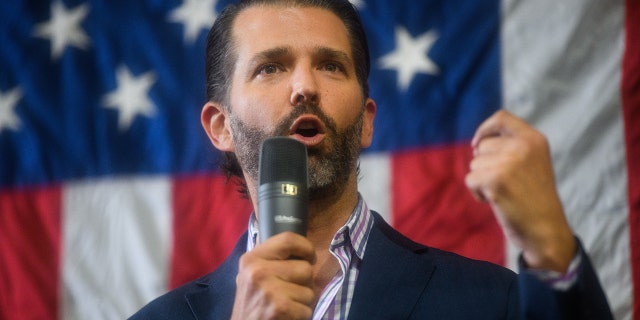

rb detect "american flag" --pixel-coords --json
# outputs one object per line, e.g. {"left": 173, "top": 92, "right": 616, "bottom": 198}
{"left": 0, "top": 0, "right": 637, "bottom": 319}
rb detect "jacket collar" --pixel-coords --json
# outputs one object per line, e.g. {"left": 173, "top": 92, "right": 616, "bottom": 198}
{"left": 348, "top": 211, "right": 436, "bottom": 319}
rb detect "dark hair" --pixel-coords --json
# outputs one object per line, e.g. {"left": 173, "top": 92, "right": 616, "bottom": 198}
{"left": 205, "top": 0, "right": 371, "bottom": 104}
{"left": 204, "top": 0, "right": 371, "bottom": 185}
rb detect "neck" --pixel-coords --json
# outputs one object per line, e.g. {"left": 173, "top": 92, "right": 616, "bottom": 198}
{"left": 306, "top": 176, "right": 359, "bottom": 249}
{"left": 305, "top": 172, "right": 359, "bottom": 302}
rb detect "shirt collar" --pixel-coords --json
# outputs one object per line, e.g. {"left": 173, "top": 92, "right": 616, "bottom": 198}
{"left": 247, "top": 194, "right": 373, "bottom": 259}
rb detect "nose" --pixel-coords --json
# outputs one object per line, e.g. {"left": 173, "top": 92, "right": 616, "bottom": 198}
{"left": 289, "top": 66, "right": 319, "bottom": 106}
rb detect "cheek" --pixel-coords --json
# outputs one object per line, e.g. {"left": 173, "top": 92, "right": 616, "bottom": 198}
{"left": 331, "top": 91, "right": 364, "bottom": 125}
{"left": 229, "top": 75, "right": 294, "bottom": 127}
{"left": 229, "top": 90, "right": 275, "bottom": 128}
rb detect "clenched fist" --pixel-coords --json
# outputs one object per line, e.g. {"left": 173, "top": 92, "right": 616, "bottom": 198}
{"left": 465, "top": 110, "right": 576, "bottom": 272}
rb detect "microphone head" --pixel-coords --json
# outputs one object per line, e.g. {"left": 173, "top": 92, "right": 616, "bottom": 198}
{"left": 259, "top": 137, "right": 308, "bottom": 186}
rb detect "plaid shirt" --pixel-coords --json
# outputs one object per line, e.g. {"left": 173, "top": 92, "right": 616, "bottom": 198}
{"left": 247, "top": 195, "right": 374, "bottom": 320}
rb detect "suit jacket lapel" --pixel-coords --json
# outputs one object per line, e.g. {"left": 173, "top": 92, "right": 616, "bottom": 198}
{"left": 185, "top": 233, "right": 247, "bottom": 320}
{"left": 348, "top": 212, "right": 436, "bottom": 319}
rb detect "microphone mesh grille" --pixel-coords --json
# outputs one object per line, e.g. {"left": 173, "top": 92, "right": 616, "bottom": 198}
{"left": 259, "top": 137, "right": 308, "bottom": 185}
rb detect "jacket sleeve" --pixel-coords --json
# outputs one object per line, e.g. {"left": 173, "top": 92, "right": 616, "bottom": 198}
{"left": 517, "top": 238, "right": 613, "bottom": 320}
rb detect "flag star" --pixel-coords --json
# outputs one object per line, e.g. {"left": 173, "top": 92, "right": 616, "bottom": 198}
{"left": 168, "top": 0, "right": 218, "bottom": 44}
{"left": 379, "top": 27, "right": 440, "bottom": 91}
{"left": 33, "top": 0, "right": 90, "bottom": 60}
{"left": 0, "top": 87, "right": 23, "bottom": 133}
{"left": 349, "top": 0, "right": 366, "bottom": 9}
{"left": 103, "top": 66, "right": 157, "bottom": 131}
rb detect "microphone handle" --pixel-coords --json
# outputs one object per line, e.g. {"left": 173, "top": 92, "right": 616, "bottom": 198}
{"left": 258, "top": 181, "right": 308, "bottom": 242}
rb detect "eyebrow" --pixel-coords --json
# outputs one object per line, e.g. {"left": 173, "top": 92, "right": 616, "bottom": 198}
{"left": 248, "top": 46, "right": 292, "bottom": 67}
{"left": 251, "top": 47, "right": 291, "bottom": 64}
{"left": 314, "top": 47, "right": 352, "bottom": 64}
{"left": 249, "top": 46, "right": 353, "bottom": 66}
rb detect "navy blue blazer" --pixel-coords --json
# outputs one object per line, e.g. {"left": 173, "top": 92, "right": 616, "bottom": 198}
{"left": 130, "top": 212, "right": 612, "bottom": 319}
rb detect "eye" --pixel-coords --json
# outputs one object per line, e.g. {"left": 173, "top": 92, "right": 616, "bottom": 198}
{"left": 257, "top": 64, "right": 281, "bottom": 76}
{"left": 321, "top": 62, "right": 343, "bottom": 73}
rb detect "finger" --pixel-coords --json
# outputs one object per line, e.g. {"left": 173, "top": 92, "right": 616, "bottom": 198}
{"left": 472, "top": 136, "right": 505, "bottom": 157}
{"left": 278, "top": 300, "right": 313, "bottom": 320}
{"left": 465, "top": 170, "right": 487, "bottom": 203}
{"left": 466, "top": 157, "right": 510, "bottom": 204}
{"left": 239, "top": 249, "right": 314, "bottom": 288}
{"left": 255, "top": 232, "right": 316, "bottom": 263}
{"left": 471, "top": 110, "right": 527, "bottom": 148}
{"left": 275, "top": 280, "right": 315, "bottom": 306}
{"left": 235, "top": 258, "right": 315, "bottom": 304}
{"left": 260, "top": 273, "right": 315, "bottom": 318}
{"left": 273, "top": 259, "right": 314, "bottom": 286}
{"left": 237, "top": 258, "right": 313, "bottom": 286}
{"left": 264, "top": 288, "right": 314, "bottom": 320}
{"left": 468, "top": 154, "right": 503, "bottom": 172}
{"left": 240, "top": 279, "right": 314, "bottom": 320}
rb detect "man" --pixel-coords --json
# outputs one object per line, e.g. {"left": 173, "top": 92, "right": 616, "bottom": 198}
{"left": 131, "top": 0, "right": 613, "bottom": 319}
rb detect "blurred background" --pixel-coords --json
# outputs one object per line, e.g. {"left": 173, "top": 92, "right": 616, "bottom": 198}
{"left": 0, "top": 0, "right": 637, "bottom": 319}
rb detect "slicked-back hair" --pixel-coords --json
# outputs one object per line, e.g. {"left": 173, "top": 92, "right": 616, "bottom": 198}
{"left": 204, "top": 0, "right": 371, "bottom": 106}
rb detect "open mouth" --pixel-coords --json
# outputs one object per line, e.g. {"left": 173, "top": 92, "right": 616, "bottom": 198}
{"left": 289, "top": 116, "right": 326, "bottom": 146}
{"left": 296, "top": 123, "right": 319, "bottom": 137}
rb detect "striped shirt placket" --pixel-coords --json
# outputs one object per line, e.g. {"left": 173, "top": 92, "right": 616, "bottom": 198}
{"left": 247, "top": 195, "right": 374, "bottom": 320}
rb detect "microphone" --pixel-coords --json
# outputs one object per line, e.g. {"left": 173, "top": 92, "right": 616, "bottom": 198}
{"left": 258, "top": 137, "right": 309, "bottom": 242}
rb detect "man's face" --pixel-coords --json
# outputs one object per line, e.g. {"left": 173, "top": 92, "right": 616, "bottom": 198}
{"left": 225, "top": 5, "right": 375, "bottom": 198}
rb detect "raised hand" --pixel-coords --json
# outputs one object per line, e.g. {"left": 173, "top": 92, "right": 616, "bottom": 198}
{"left": 465, "top": 110, "right": 576, "bottom": 272}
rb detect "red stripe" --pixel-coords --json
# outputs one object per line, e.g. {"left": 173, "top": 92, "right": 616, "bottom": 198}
{"left": 391, "top": 144, "right": 505, "bottom": 265}
{"left": 0, "top": 186, "right": 61, "bottom": 320}
{"left": 170, "top": 173, "right": 252, "bottom": 288}
{"left": 622, "top": 0, "right": 640, "bottom": 318}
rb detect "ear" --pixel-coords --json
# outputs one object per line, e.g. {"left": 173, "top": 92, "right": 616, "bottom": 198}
{"left": 201, "top": 102, "right": 234, "bottom": 152}
{"left": 360, "top": 98, "right": 376, "bottom": 148}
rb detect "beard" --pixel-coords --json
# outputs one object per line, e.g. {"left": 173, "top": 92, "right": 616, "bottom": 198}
{"left": 229, "top": 104, "right": 364, "bottom": 200}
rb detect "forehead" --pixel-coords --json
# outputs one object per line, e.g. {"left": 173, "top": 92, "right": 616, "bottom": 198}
{"left": 231, "top": 5, "right": 353, "bottom": 61}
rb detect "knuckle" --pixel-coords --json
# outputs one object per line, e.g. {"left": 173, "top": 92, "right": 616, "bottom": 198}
{"left": 238, "top": 254, "right": 254, "bottom": 271}
{"left": 483, "top": 188, "right": 500, "bottom": 203}
{"left": 279, "top": 231, "right": 299, "bottom": 243}
{"left": 464, "top": 173, "right": 476, "bottom": 189}
{"left": 239, "top": 258, "right": 267, "bottom": 284}
{"left": 247, "top": 266, "right": 267, "bottom": 283}
{"left": 301, "top": 286, "right": 315, "bottom": 303}
{"left": 495, "top": 109, "right": 508, "bottom": 118}
{"left": 265, "top": 297, "right": 289, "bottom": 319}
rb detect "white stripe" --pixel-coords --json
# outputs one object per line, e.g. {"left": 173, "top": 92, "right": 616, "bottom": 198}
{"left": 501, "top": 0, "right": 631, "bottom": 319}
{"left": 62, "top": 176, "right": 172, "bottom": 319}
{"left": 359, "top": 153, "right": 392, "bottom": 223}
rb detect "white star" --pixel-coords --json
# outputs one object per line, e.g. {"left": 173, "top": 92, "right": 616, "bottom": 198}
{"left": 349, "top": 0, "right": 366, "bottom": 9}
{"left": 103, "top": 66, "right": 157, "bottom": 131}
{"left": 379, "top": 27, "right": 440, "bottom": 91}
{"left": 168, "top": 0, "right": 218, "bottom": 43}
{"left": 0, "top": 87, "right": 23, "bottom": 133}
{"left": 33, "top": 0, "right": 90, "bottom": 60}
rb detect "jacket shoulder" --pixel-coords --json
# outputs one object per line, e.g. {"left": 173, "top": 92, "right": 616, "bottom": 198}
{"left": 128, "top": 275, "right": 210, "bottom": 320}
{"left": 128, "top": 234, "right": 247, "bottom": 320}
